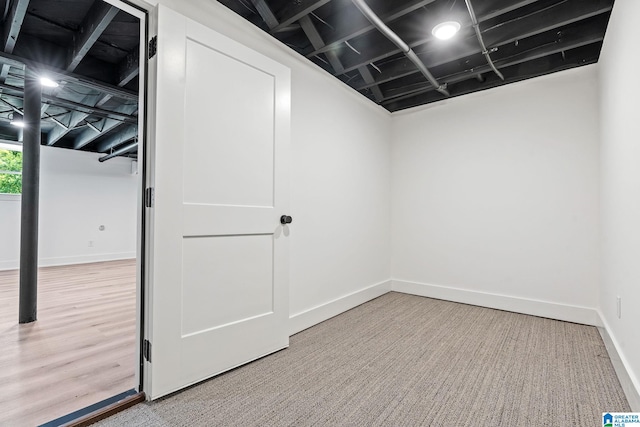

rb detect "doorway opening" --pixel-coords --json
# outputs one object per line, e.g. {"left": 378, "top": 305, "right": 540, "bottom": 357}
{"left": 0, "top": 0, "right": 146, "bottom": 424}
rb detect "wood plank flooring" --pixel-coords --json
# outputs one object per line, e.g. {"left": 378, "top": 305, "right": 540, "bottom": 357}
{"left": 0, "top": 260, "right": 137, "bottom": 427}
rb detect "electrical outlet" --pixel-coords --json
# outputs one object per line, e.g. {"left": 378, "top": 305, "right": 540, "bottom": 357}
{"left": 88, "top": 240, "right": 94, "bottom": 248}
{"left": 616, "top": 296, "right": 621, "bottom": 319}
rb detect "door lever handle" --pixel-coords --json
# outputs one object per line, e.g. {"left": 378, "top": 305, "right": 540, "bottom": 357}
{"left": 280, "top": 215, "right": 293, "bottom": 225}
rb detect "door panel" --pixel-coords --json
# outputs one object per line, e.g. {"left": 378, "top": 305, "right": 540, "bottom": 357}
{"left": 183, "top": 39, "right": 275, "bottom": 208}
{"left": 181, "top": 235, "right": 274, "bottom": 336}
{"left": 146, "top": 5, "right": 291, "bottom": 399}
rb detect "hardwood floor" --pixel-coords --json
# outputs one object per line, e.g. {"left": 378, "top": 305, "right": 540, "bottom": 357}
{"left": 0, "top": 260, "right": 137, "bottom": 427}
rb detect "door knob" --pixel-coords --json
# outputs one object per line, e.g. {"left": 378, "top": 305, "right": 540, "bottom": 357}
{"left": 280, "top": 215, "right": 293, "bottom": 225}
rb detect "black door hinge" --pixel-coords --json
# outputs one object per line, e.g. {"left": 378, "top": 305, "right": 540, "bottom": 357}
{"left": 145, "top": 187, "right": 154, "bottom": 208}
{"left": 148, "top": 36, "right": 157, "bottom": 59}
{"left": 143, "top": 339, "right": 152, "bottom": 362}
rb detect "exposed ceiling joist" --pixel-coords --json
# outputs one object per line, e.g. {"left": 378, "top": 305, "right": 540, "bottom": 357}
{"left": 300, "top": 12, "right": 383, "bottom": 101}
{"left": 66, "top": 2, "right": 119, "bottom": 72}
{"left": 357, "top": 65, "right": 383, "bottom": 102}
{"left": 0, "top": 64, "right": 11, "bottom": 82}
{"left": 97, "top": 124, "right": 137, "bottom": 153}
{"left": 51, "top": 5, "right": 139, "bottom": 149}
{"left": 223, "top": 0, "right": 613, "bottom": 111}
{"left": 40, "top": 95, "right": 136, "bottom": 124}
{"left": 47, "top": 99, "right": 95, "bottom": 146}
{"left": 336, "top": 0, "right": 612, "bottom": 76}
{"left": 306, "top": 0, "right": 437, "bottom": 58}
{"left": 299, "top": 15, "right": 344, "bottom": 74}
{"left": 382, "top": 33, "right": 604, "bottom": 103}
{"left": 352, "top": 0, "right": 449, "bottom": 97}
{"left": 96, "top": 46, "right": 140, "bottom": 107}
{"left": 0, "top": 96, "right": 21, "bottom": 113}
{"left": 471, "top": 0, "right": 541, "bottom": 22}
{"left": 74, "top": 102, "right": 138, "bottom": 149}
{"left": 250, "top": 0, "right": 279, "bottom": 29}
{"left": 1, "top": 94, "right": 79, "bottom": 131}
{"left": 272, "top": 0, "right": 331, "bottom": 33}
{"left": 0, "top": 0, "right": 141, "bottom": 155}
{"left": 0, "top": 0, "right": 29, "bottom": 91}
{"left": 482, "top": 0, "right": 612, "bottom": 47}
{"left": 2, "top": 0, "right": 30, "bottom": 54}
{"left": 384, "top": 44, "right": 600, "bottom": 111}
{"left": 380, "top": 14, "right": 606, "bottom": 99}
{"left": 353, "top": 0, "right": 612, "bottom": 91}
{"left": 117, "top": 46, "right": 139, "bottom": 87}
{"left": 0, "top": 81, "right": 136, "bottom": 124}
{"left": 0, "top": 51, "right": 137, "bottom": 101}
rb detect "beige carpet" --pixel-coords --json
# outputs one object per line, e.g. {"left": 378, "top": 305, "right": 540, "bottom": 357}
{"left": 96, "top": 292, "right": 629, "bottom": 426}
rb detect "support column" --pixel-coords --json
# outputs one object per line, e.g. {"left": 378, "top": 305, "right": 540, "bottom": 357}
{"left": 19, "top": 68, "right": 42, "bottom": 324}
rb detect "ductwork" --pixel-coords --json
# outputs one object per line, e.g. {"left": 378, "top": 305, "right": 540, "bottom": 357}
{"left": 351, "top": 0, "right": 450, "bottom": 97}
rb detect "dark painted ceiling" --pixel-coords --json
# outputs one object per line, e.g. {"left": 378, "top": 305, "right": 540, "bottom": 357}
{"left": 0, "top": 0, "right": 140, "bottom": 160}
{"left": 0, "top": 0, "right": 613, "bottom": 159}
{"left": 218, "top": 0, "right": 614, "bottom": 112}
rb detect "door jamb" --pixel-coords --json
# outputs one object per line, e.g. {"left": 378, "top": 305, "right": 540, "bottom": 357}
{"left": 101, "top": 0, "right": 152, "bottom": 396}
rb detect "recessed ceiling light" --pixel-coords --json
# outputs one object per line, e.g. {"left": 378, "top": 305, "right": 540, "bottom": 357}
{"left": 39, "top": 77, "right": 59, "bottom": 87}
{"left": 432, "top": 21, "right": 461, "bottom": 40}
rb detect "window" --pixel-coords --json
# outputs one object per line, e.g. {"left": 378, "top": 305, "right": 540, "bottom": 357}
{"left": 0, "top": 144, "right": 22, "bottom": 195}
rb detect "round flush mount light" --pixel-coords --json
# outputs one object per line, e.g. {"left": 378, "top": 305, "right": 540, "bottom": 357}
{"left": 432, "top": 21, "right": 461, "bottom": 40}
{"left": 39, "top": 77, "right": 59, "bottom": 88}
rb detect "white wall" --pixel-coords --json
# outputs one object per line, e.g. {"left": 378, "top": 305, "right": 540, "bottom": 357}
{"left": 390, "top": 66, "right": 601, "bottom": 324}
{"left": 146, "top": 0, "right": 392, "bottom": 325}
{"left": 0, "top": 146, "right": 138, "bottom": 270}
{"left": 0, "top": 193, "right": 21, "bottom": 268}
{"left": 598, "top": 0, "right": 640, "bottom": 409}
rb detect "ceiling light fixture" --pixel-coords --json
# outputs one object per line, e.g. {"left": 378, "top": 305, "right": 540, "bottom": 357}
{"left": 432, "top": 21, "right": 461, "bottom": 40}
{"left": 39, "top": 77, "right": 59, "bottom": 87}
{"left": 9, "top": 113, "right": 25, "bottom": 128}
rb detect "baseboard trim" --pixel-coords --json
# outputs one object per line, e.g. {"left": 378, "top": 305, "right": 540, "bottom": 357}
{"left": 289, "top": 280, "right": 392, "bottom": 336}
{"left": 597, "top": 312, "right": 640, "bottom": 411}
{"left": 391, "top": 279, "right": 601, "bottom": 326}
{"left": 0, "top": 252, "right": 136, "bottom": 271}
{"left": 0, "top": 260, "right": 18, "bottom": 271}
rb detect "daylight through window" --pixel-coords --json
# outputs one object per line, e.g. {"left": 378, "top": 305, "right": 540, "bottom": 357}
{"left": 0, "top": 144, "right": 22, "bottom": 194}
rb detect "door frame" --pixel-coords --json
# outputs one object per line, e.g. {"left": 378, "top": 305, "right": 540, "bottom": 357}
{"left": 101, "top": 0, "right": 151, "bottom": 394}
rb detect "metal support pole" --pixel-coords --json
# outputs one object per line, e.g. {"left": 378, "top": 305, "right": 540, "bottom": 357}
{"left": 19, "top": 67, "right": 42, "bottom": 324}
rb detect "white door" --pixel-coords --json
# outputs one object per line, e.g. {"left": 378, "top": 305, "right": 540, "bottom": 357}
{"left": 145, "top": 5, "right": 291, "bottom": 399}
